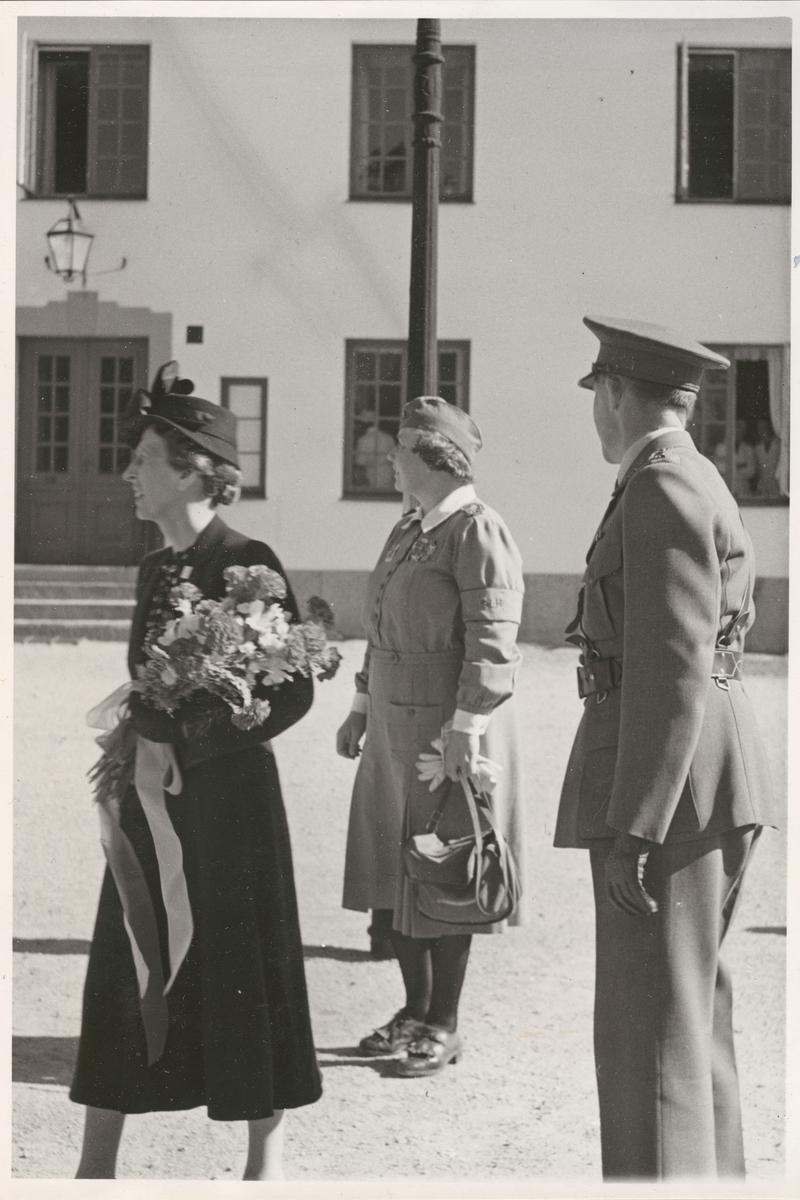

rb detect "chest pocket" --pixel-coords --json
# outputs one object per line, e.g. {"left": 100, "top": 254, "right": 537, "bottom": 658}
{"left": 583, "top": 536, "right": 622, "bottom": 642}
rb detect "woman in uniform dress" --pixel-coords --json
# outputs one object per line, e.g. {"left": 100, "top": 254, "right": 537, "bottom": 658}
{"left": 336, "top": 397, "right": 525, "bottom": 1077}
{"left": 70, "top": 365, "right": 321, "bottom": 1179}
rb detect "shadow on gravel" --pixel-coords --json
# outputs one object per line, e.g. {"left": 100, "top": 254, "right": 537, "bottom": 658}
{"left": 13, "top": 1036, "right": 78, "bottom": 1086}
{"left": 302, "top": 945, "right": 374, "bottom": 962}
{"left": 13, "top": 939, "right": 91, "bottom": 955}
{"left": 316, "top": 1049, "right": 402, "bottom": 1076}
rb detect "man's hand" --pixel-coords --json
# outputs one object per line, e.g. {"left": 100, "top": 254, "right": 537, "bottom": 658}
{"left": 336, "top": 711, "right": 367, "bottom": 759}
{"left": 605, "top": 832, "right": 659, "bottom": 916}
{"left": 443, "top": 729, "right": 481, "bottom": 781}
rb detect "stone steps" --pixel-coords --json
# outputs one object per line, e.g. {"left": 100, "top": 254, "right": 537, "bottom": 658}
{"left": 15, "top": 565, "right": 137, "bottom": 642}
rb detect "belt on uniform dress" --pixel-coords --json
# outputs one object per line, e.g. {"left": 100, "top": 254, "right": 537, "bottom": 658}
{"left": 370, "top": 647, "right": 463, "bottom": 665}
{"left": 577, "top": 649, "right": 743, "bottom": 699}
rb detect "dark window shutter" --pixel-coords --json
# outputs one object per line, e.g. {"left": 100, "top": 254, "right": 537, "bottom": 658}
{"left": 736, "top": 49, "right": 791, "bottom": 202}
{"left": 87, "top": 45, "right": 149, "bottom": 197}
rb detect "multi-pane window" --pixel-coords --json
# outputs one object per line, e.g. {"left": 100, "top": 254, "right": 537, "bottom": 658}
{"left": 677, "top": 47, "right": 790, "bottom": 202}
{"left": 98, "top": 355, "right": 134, "bottom": 474}
{"left": 344, "top": 340, "right": 470, "bottom": 497}
{"left": 29, "top": 45, "right": 149, "bottom": 198}
{"left": 36, "top": 354, "right": 70, "bottom": 473}
{"left": 688, "top": 345, "right": 789, "bottom": 502}
{"left": 350, "top": 45, "right": 475, "bottom": 201}
{"left": 221, "top": 378, "right": 267, "bottom": 499}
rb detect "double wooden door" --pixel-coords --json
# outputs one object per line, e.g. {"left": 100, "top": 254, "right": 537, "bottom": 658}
{"left": 16, "top": 337, "right": 156, "bottom": 564}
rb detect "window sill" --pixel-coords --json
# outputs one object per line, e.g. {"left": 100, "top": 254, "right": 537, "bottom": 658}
{"left": 21, "top": 193, "right": 149, "bottom": 201}
{"left": 675, "top": 196, "right": 790, "bottom": 206}
{"left": 341, "top": 491, "right": 403, "bottom": 502}
{"left": 347, "top": 194, "right": 474, "bottom": 205}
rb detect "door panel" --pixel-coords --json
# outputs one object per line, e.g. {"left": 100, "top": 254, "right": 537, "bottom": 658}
{"left": 17, "top": 337, "right": 154, "bottom": 564}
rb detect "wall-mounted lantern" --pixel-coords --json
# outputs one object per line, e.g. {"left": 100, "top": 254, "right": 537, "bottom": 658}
{"left": 44, "top": 198, "right": 94, "bottom": 284}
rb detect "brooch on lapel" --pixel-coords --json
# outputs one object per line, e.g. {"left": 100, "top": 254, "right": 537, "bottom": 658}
{"left": 408, "top": 536, "right": 438, "bottom": 563}
{"left": 461, "top": 502, "right": 485, "bottom": 517}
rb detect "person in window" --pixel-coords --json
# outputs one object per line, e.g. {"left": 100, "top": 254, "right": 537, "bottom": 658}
{"left": 353, "top": 423, "right": 397, "bottom": 490}
{"left": 712, "top": 418, "right": 757, "bottom": 495}
{"left": 336, "top": 397, "right": 526, "bottom": 1077}
{"left": 753, "top": 416, "right": 782, "bottom": 498}
{"left": 70, "top": 364, "right": 321, "bottom": 1179}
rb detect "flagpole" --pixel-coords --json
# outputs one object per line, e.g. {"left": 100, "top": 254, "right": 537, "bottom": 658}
{"left": 407, "top": 18, "right": 443, "bottom": 402}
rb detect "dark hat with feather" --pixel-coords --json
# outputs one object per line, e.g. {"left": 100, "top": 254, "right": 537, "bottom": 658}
{"left": 125, "top": 361, "right": 239, "bottom": 467}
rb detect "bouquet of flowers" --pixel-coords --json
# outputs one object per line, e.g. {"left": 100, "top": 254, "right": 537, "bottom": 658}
{"left": 88, "top": 566, "right": 340, "bottom": 807}
{"left": 133, "top": 564, "right": 341, "bottom": 731}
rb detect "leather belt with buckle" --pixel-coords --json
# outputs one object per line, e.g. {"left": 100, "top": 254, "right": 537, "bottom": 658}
{"left": 577, "top": 657, "right": 623, "bottom": 699}
{"left": 577, "top": 649, "right": 743, "bottom": 699}
{"left": 711, "top": 649, "right": 743, "bottom": 689}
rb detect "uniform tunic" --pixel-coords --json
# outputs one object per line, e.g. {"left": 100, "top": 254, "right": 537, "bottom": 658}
{"left": 343, "top": 490, "right": 526, "bottom": 937}
{"left": 554, "top": 429, "right": 776, "bottom": 1179}
{"left": 70, "top": 516, "right": 322, "bottom": 1122}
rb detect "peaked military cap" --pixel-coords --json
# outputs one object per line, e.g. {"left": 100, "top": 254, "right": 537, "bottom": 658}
{"left": 400, "top": 396, "right": 483, "bottom": 465}
{"left": 125, "top": 361, "right": 239, "bottom": 467}
{"left": 578, "top": 315, "right": 730, "bottom": 393}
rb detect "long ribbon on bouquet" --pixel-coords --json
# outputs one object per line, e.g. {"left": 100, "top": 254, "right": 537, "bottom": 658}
{"left": 88, "top": 687, "right": 194, "bottom": 1066}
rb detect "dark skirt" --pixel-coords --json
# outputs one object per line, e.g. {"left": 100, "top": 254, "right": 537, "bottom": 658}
{"left": 70, "top": 744, "right": 322, "bottom": 1122}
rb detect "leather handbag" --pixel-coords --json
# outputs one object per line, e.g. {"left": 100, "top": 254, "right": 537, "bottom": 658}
{"left": 403, "top": 775, "right": 522, "bottom": 926}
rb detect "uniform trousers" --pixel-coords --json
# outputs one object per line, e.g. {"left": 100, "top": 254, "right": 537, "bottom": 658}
{"left": 589, "top": 825, "right": 760, "bottom": 1179}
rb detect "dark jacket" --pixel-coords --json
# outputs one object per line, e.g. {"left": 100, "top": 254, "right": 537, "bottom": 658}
{"left": 127, "top": 515, "right": 313, "bottom": 768}
{"left": 555, "top": 429, "right": 776, "bottom": 847}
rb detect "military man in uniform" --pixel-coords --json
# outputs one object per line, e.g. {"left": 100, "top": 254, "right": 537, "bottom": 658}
{"left": 555, "top": 316, "right": 776, "bottom": 1179}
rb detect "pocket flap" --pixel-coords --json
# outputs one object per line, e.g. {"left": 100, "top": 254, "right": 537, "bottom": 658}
{"left": 585, "top": 537, "right": 622, "bottom": 583}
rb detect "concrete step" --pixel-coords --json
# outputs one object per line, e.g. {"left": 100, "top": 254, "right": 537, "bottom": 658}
{"left": 15, "top": 599, "right": 135, "bottom": 621}
{"left": 15, "top": 565, "right": 138, "bottom": 582}
{"left": 16, "top": 581, "right": 136, "bottom": 599}
{"left": 15, "top": 619, "right": 131, "bottom": 643}
{"left": 14, "top": 565, "right": 137, "bottom": 642}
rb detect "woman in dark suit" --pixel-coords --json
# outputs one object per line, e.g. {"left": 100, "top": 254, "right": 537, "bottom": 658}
{"left": 70, "top": 365, "right": 321, "bottom": 1179}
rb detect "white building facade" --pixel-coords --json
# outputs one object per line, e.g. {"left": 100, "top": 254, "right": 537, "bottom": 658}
{"left": 15, "top": 15, "right": 790, "bottom": 650}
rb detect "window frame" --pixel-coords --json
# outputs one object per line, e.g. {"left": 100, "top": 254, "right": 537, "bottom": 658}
{"left": 349, "top": 43, "right": 476, "bottom": 204}
{"left": 220, "top": 377, "right": 268, "bottom": 500}
{"left": 676, "top": 43, "right": 791, "bottom": 205}
{"left": 689, "top": 344, "right": 789, "bottom": 506}
{"left": 343, "top": 338, "right": 470, "bottom": 500}
{"left": 24, "top": 42, "right": 150, "bottom": 200}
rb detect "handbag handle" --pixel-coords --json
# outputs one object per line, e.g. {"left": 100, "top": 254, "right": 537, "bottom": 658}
{"left": 458, "top": 773, "right": 516, "bottom": 918}
{"left": 424, "top": 771, "right": 492, "bottom": 835}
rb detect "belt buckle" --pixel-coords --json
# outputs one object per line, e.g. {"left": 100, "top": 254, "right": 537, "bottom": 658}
{"left": 577, "top": 663, "right": 595, "bottom": 699}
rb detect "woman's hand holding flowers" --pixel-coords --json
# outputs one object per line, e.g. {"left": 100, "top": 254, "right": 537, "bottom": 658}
{"left": 416, "top": 733, "right": 501, "bottom": 792}
{"left": 443, "top": 729, "right": 481, "bottom": 782}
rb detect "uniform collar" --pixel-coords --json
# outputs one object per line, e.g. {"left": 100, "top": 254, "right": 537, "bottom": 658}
{"left": 404, "top": 484, "right": 478, "bottom": 533}
{"left": 616, "top": 427, "right": 694, "bottom": 486}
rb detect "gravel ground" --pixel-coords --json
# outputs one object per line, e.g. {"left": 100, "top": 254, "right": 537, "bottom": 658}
{"left": 12, "top": 641, "right": 787, "bottom": 1186}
